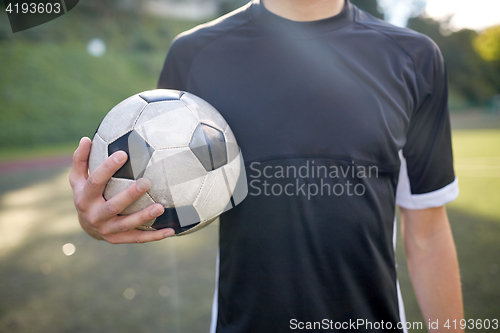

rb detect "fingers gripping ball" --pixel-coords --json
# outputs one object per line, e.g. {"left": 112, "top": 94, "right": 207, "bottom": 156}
{"left": 89, "top": 90, "right": 248, "bottom": 236}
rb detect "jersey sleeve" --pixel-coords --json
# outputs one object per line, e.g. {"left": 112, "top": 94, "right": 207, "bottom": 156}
{"left": 396, "top": 38, "right": 459, "bottom": 209}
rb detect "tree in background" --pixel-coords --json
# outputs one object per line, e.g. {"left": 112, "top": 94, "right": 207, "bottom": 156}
{"left": 474, "top": 25, "right": 500, "bottom": 69}
{"left": 474, "top": 25, "right": 500, "bottom": 111}
{"left": 408, "top": 17, "right": 500, "bottom": 108}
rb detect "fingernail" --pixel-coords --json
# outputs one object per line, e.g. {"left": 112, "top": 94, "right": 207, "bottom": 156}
{"left": 113, "top": 151, "right": 127, "bottom": 163}
{"left": 150, "top": 206, "right": 163, "bottom": 217}
{"left": 137, "top": 178, "right": 152, "bottom": 191}
{"left": 164, "top": 229, "right": 175, "bottom": 237}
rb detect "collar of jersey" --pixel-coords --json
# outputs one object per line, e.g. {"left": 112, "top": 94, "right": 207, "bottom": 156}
{"left": 249, "top": 0, "right": 354, "bottom": 39}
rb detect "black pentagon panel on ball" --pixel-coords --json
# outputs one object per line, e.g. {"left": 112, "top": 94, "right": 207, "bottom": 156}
{"left": 203, "top": 124, "right": 227, "bottom": 169}
{"left": 139, "top": 89, "right": 183, "bottom": 103}
{"left": 189, "top": 124, "right": 212, "bottom": 171}
{"left": 152, "top": 205, "right": 201, "bottom": 234}
{"left": 189, "top": 123, "right": 227, "bottom": 171}
{"left": 108, "top": 130, "right": 154, "bottom": 180}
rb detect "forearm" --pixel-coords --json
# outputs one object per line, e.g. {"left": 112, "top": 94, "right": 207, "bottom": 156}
{"left": 401, "top": 206, "right": 464, "bottom": 333}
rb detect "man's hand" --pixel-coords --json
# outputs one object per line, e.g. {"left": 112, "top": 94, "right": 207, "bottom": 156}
{"left": 400, "top": 206, "right": 464, "bottom": 333}
{"left": 69, "top": 137, "right": 175, "bottom": 243}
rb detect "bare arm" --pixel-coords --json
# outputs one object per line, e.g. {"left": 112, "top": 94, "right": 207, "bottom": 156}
{"left": 400, "top": 206, "right": 464, "bottom": 332}
{"left": 69, "top": 137, "right": 175, "bottom": 243}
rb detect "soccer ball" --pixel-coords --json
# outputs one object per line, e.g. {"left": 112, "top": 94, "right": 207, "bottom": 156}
{"left": 88, "top": 89, "right": 247, "bottom": 236}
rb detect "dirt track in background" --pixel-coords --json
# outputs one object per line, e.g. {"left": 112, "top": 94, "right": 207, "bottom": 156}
{"left": 0, "top": 155, "right": 72, "bottom": 174}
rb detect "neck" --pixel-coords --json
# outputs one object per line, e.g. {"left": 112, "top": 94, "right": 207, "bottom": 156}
{"left": 261, "top": 0, "right": 345, "bottom": 22}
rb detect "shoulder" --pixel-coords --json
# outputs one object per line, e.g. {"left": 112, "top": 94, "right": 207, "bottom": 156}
{"left": 168, "top": 3, "right": 253, "bottom": 63}
{"left": 353, "top": 6, "right": 442, "bottom": 64}
{"left": 352, "top": 5, "right": 445, "bottom": 96}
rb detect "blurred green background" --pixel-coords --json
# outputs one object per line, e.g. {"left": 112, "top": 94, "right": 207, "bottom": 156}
{"left": 0, "top": 0, "right": 499, "bottom": 332}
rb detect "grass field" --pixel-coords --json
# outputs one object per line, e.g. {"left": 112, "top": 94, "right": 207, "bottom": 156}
{"left": 449, "top": 130, "right": 500, "bottom": 220}
{"left": 0, "top": 127, "right": 498, "bottom": 332}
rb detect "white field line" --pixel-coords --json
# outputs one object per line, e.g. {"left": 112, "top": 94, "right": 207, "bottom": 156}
{"left": 454, "top": 156, "right": 500, "bottom": 177}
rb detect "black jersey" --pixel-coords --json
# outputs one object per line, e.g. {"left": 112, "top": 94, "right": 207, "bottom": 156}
{"left": 158, "top": 1, "right": 459, "bottom": 332}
